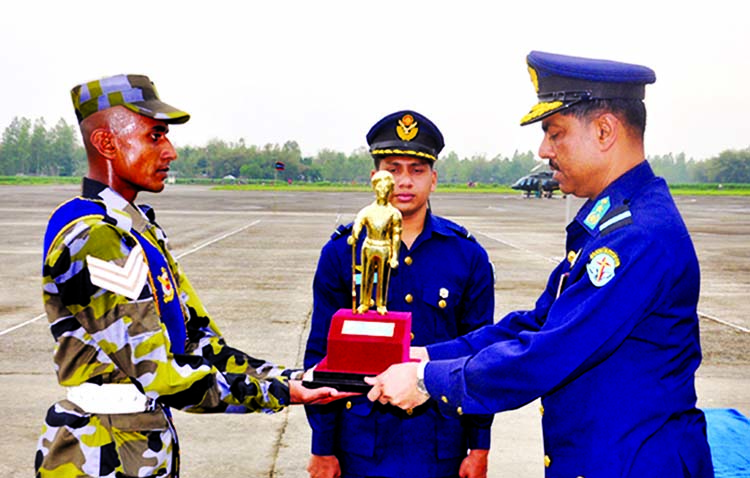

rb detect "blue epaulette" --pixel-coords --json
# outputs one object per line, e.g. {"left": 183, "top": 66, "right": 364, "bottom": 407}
{"left": 331, "top": 222, "right": 354, "bottom": 240}
{"left": 444, "top": 220, "right": 477, "bottom": 243}
{"left": 138, "top": 204, "right": 156, "bottom": 223}
{"left": 599, "top": 204, "right": 633, "bottom": 236}
{"left": 44, "top": 198, "right": 106, "bottom": 264}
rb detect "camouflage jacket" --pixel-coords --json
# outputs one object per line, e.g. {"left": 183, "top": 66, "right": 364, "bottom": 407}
{"left": 36, "top": 178, "right": 293, "bottom": 478}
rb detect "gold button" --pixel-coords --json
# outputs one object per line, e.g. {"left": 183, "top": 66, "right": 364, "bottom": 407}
{"left": 406, "top": 408, "right": 413, "bottom": 415}
{"left": 456, "top": 406, "right": 463, "bottom": 415}
{"left": 441, "top": 395, "right": 448, "bottom": 403}
{"left": 544, "top": 455, "right": 551, "bottom": 467}
{"left": 539, "top": 405, "right": 544, "bottom": 416}
{"left": 346, "top": 401, "right": 352, "bottom": 410}
{"left": 405, "top": 293, "right": 413, "bottom": 303}
{"left": 410, "top": 332, "right": 415, "bottom": 341}
{"left": 567, "top": 250, "right": 577, "bottom": 264}
{"left": 438, "top": 299, "right": 447, "bottom": 308}
{"left": 404, "top": 256, "right": 413, "bottom": 265}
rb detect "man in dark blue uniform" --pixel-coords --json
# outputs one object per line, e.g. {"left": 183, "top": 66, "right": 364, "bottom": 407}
{"left": 367, "top": 53, "right": 714, "bottom": 477}
{"left": 304, "top": 111, "right": 495, "bottom": 478}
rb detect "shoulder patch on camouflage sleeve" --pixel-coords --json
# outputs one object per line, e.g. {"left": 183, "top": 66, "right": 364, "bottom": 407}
{"left": 86, "top": 244, "right": 148, "bottom": 300}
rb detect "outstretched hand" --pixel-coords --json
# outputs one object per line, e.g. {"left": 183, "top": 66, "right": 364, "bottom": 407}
{"left": 289, "top": 381, "right": 360, "bottom": 405}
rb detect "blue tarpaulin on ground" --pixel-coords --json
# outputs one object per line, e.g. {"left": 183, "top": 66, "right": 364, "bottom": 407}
{"left": 705, "top": 408, "right": 750, "bottom": 477}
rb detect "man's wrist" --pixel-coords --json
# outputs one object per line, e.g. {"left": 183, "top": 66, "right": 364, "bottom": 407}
{"left": 416, "top": 360, "right": 430, "bottom": 396}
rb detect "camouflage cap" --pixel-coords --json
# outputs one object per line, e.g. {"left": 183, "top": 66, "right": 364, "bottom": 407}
{"left": 71, "top": 74, "right": 190, "bottom": 124}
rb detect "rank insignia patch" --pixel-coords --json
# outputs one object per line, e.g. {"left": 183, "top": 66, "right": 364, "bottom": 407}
{"left": 586, "top": 247, "right": 620, "bottom": 287}
{"left": 584, "top": 196, "right": 611, "bottom": 230}
{"left": 86, "top": 245, "right": 148, "bottom": 300}
{"left": 396, "top": 114, "right": 419, "bottom": 141}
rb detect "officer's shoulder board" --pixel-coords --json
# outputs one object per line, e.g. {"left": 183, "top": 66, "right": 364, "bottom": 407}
{"left": 443, "top": 219, "right": 477, "bottom": 243}
{"left": 331, "top": 222, "right": 354, "bottom": 240}
{"left": 598, "top": 204, "right": 633, "bottom": 236}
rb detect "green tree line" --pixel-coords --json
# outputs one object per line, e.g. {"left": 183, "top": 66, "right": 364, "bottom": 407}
{"left": 0, "top": 117, "right": 85, "bottom": 176}
{"left": 2, "top": 116, "right": 749, "bottom": 184}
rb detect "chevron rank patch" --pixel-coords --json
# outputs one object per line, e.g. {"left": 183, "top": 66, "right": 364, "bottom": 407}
{"left": 586, "top": 247, "right": 620, "bottom": 287}
{"left": 86, "top": 244, "right": 148, "bottom": 300}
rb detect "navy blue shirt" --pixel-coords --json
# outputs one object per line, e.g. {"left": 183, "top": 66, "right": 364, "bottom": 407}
{"left": 425, "top": 162, "right": 713, "bottom": 477}
{"left": 305, "top": 211, "right": 495, "bottom": 477}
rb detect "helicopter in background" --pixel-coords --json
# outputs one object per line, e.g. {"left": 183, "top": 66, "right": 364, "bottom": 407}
{"left": 511, "top": 162, "right": 560, "bottom": 198}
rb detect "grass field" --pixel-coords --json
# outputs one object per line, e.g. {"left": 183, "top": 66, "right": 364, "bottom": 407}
{"left": 3, "top": 175, "right": 749, "bottom": 195}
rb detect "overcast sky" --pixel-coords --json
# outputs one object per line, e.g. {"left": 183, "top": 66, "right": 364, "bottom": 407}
{"left": 2, "top": 0, "right": 748, "bottom": 161}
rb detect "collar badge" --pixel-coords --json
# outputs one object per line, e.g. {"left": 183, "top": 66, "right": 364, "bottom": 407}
{"left": 584, "top": 196, "right": 611, "bottom": 230}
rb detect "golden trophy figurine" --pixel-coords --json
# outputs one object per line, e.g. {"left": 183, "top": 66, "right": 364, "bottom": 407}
{"left": 304, "top": 170, "right": 412, "bottom": 391}
{"left": 348, "top": 171, "right": 403, "bottom": 315}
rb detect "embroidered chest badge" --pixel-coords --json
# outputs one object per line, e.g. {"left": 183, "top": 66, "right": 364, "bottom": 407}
{"left": 157, "top": 267, "right": 175, "bottom": 302}
{"left": 584, "top": 196, "right": 611, "bottom": 230}
{"left": 396, "top": 113, "right": 419, "bottom": 141}
{"left": 586, "top": 247, "right": 620, "bottom": 287}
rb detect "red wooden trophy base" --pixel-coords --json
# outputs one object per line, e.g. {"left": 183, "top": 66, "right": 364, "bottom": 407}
{"left": 304, "top": 309, "right": 412, "bottom": 392}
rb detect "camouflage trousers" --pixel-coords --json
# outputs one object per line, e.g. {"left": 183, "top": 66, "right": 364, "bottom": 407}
{"left": 35, "top": 400, "right": 177, "bottom": 477}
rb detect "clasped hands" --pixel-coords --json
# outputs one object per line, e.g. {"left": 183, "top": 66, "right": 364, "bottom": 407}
{"left": 293, "top": 347, "right": 430, "bottom": 408}
{"left": 365, "top": 346, "right": 430, "bottom": 409}
{"left": 289, "top": 367, "right": 359, "bottom": 405}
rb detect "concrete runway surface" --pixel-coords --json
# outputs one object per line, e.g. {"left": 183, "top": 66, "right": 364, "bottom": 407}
{"left": 1, "top": 184, "right": 748, "bottom": 477}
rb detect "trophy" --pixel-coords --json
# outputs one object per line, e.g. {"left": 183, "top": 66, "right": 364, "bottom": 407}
{"left": 304, "top": 171, "right": 413, "bottom": 392}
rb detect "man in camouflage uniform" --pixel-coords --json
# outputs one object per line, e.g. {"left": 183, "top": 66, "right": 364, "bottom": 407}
{"left": 36, "top": 74, "right": 342, "bottom": 478}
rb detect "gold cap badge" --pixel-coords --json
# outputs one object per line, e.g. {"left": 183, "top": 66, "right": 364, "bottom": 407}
{"left": 396, "top": 113, "right": 419, "bottom": 141}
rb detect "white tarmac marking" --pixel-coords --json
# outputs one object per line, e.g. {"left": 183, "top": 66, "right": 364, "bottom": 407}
{"left": 174, "top": 220, "right": 261, "bottom": 259}
{"left": 699, "top": 312, "right": 750, "bottom": 333}
{"left": 475, "top": 230, "right": 562, "bottom": 264}
{"left": 474, "top": 229, "right": 750, "bottom": 334}
{"left": 0, "top": 220, "right": 263, "bottom": 336}
{"left": 0, "top": 222, "right": 48, "bottom": 227}
{"left": 0, "top": 313, "right": 46, "bottom": 337}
